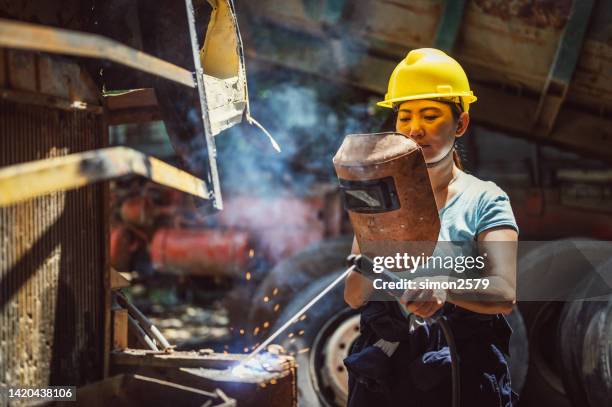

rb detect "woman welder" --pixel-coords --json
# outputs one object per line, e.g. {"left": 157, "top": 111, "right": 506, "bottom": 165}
{"left": 343, "top": 48, "right": 519, "bottom": 406}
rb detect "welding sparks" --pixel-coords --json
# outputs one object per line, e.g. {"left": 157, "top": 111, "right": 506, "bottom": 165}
{"left": 239, "top": 328, "right": 245, "bottom": 335}
{"left": 249, "top": 249, "right": 255, "bottom": 258}
{"left": 298, "top": 330, "right": 305, "bottom": 336}
{"left": 273, "top": 304, "right": 280, "bottom": 312}
{"left": 298, "top": 347, "right": 310, "bottom": 354}
{"left": 263, "top": 296, "right": 270, "bottom": 303}
{"left": 287, "top": 333, "right": 294, "bottom": 338}
{"left": 253, "top": 326, "right": 260, "bottom": 335}
{"left": 272, "top": 288, "right": 279, "bottom": 296}
{"left": 245, "top": 272, "right": 252, "bottom": 281}
{"left": 229, "top": 352, "right": 282, "bottom": 378}
{"left": 242, "top": 267, "right": 354, "bottom": 366}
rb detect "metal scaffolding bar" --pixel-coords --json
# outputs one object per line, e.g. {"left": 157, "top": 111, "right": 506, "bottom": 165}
{"left": 0, "top": 146, "right": 212, "bottom": 207}
{"left": 0, "top": 18, "right": 196, "bottom": 88}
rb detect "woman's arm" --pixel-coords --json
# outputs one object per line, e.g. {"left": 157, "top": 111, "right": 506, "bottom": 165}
{"left": 401, "top": 226, "right": 518, "bottom": 316}
{"left": 446, "top": 226, "right": 517, "bottom": 314}
{"left": 344, "top": 237, "right": 375, "bottom": 309}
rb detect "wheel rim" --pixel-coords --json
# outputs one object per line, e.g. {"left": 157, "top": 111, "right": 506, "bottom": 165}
{"left": 310, "top": 311, "right": 360, "bottom": 406}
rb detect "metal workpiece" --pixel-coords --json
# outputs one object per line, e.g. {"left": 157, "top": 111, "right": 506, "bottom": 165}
{"left": 112, "top": 349, "right": 297, "bottom": 407}
{"left": 127, "top": 315, "right": 160, "bottom": 352}
{"left": 0, "top": 146, "right": 212, "bottom": 207}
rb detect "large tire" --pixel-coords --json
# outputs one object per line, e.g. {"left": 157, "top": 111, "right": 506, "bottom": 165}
{"left": 271, "top": 272, "right": 529, "bottom": 406}
{"left": 517, "top": 240, "right": 576, "bottom": 407}
{"left": 558, "top": 258, "right": 612, "bottom": 407}
{"left": 247, "top": 236, "right": 352, "bottom": 341}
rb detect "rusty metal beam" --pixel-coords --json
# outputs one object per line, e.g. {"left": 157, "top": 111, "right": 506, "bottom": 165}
{"left": 472, "top": 83, "right": 612, "bottom": 161}
{"left": 433, "top": 0, "right": 467, "bottom": 52}
{"left": 532, "top": 0, "right": 596, "bottom": 133}
{"left": 0, "top": 18, "right": 196, "bottom": 88}
{"left": 0, "top": 146, "right": 212, "bottom": 207}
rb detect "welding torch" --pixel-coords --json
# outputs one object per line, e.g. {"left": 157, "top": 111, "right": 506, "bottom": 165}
{"left": 346, "top": 254, "right": 461, "bottom": 407}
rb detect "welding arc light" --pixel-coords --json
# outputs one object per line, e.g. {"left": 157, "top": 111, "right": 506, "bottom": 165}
{"left": 339, "top": 176, "right": 400, "bottom": 213}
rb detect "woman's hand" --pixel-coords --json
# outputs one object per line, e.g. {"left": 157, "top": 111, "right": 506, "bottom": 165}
{"left": 400, "top": 284, "right": 447, "bottom": 318}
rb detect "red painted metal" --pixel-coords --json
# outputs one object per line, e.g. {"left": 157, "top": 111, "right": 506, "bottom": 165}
{"left": 110, "top": 226, "right": 147, "bottom": 272}
{"left": 150, "top": 229, "right": 251, "bottom": 276}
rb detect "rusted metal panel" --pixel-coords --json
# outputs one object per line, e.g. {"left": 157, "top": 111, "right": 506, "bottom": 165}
{"left": 242, "top": 0, "right": 612, "bottom": 113}
{"left": 0, "top": 99, "right": 107, "bottom": 388}
{"left": 38, "top": 54, "right": 101, "bottom": 104}
{"left": 7, "top": 49, "right": 37, "bottom": 92}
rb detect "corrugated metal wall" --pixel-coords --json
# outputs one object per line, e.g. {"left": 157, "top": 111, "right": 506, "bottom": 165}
{"left": 0, "top": 100, "right": 107, "bottom": 387}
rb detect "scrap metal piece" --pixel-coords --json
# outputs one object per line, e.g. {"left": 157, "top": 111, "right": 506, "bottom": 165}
{"left": 0, "top": 18, "right": 195, "bottom": 88}
{"left": 200, "top": 0, "right": 249, "bottom": 136}
{"left": 0, "top": 146, "right": 212, "bottom": 207}
{"left": 116, "top": 291, "right": 173, "bottom": 352}
{"left": 128, "top": 315, "right": 159, "bottom": 351}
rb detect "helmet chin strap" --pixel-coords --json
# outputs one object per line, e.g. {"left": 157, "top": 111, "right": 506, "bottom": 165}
{"left": 426, "top": 140, "right": 456, "bottom": 168}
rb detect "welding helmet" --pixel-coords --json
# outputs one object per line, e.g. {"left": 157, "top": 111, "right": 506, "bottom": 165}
{"left": 333, "top": 132, "right": 440, "bottom": 258}
{"left": 377, "top": 48, "right": 477, "bottom": 113}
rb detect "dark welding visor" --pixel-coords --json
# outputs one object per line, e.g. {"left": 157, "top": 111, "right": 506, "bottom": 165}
{"left": 339, "top": 177, "right": 400, "bottom": 213}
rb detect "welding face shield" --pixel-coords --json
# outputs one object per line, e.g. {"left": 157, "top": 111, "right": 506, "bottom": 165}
{"left": 333, "top": 132, "right": 440, "bottom": 258}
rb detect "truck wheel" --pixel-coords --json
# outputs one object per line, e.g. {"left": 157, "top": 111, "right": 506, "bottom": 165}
{"left": 558, "top": 257, "right": 612, "bottom": 407}
{"left": 516, "top": 239, "right": 601, "bottom": 407}
{"left": 271, "top": 271, "right": 529, "bottom": 406}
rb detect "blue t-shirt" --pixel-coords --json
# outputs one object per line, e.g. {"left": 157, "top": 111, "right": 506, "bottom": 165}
{"left": 438, "top": 170, "right": 519, "bottom": 242}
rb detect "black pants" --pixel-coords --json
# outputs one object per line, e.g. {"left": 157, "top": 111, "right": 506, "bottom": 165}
{"left": 344, "top": 302, "right": 517, "bottom": 407}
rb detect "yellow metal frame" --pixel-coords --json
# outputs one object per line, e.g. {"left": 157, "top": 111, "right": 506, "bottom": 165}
{"left": 0, "top": 18, "right": 195, "bottom": 88}
{"left": 0, "top": 147, "right": 211, "bottom": 207}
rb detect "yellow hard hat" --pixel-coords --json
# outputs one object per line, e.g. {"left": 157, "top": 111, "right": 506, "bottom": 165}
{"left": 378, "top": 48, "right": 477, "bottom": 112}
